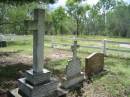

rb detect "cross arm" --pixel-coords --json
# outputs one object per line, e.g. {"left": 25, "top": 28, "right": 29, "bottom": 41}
{"left": 24, "top": 20, "right": 37, "bottom": 31}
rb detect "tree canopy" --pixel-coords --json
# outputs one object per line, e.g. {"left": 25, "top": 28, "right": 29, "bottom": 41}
{"left": 0, "top": 0, "right": 130, "bottom": 37}
{"left": 0, "top": 0, "right": 55, "bottom": 5}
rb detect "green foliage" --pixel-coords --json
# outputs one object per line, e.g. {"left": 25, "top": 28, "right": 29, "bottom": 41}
{"left": 0, "top": 0, "right": 130, "bottom": 37}
{"left": 66, "top": 0, "right": 90, "bottom": 35}
{"left": 107, "top": 3, "right": 130, "bottom": 37}
{"left": 51, "top": 7, "right": 67, "bottom": 34}
{"left": 0, "top": 2, "right": 36, "bottom": 34}
{"left": 0, "top": 0, "right": 55, "bottom": 5}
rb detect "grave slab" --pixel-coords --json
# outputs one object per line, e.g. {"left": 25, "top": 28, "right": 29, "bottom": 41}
{"left": 61, "top": 40, "right": 84, "bottom": 89}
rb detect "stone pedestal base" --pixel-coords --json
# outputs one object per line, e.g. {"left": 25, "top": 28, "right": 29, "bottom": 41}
{"left": 8, "top": 69, "right": 67, "bottom": 97}
{"left": 18, "top": 78, "right": 58, "bottom": 97}
{"left": 8, "top": 88, "right": 67, "bottom": 97}
{"left": 61, "top": 73, "right": 85, "bottom": 89}
{"left": 25, "top": 69, "right": 51, "bottom": 85}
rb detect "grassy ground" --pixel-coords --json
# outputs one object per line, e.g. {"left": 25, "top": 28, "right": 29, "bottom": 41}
{"left": 0, "top": 35, "right": 130, "bottom": 97}
{"left": 1, "top": 35, "right": 130, "bottom": 58}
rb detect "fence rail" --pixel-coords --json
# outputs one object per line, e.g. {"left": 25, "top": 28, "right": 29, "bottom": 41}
{"left": 1, "top": 35, "right": 130, "bottom": 56}
{"left": 51, "top": 36, "right": 130, "bottom": 55}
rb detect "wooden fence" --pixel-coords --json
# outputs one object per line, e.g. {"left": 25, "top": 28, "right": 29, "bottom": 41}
{"left": 1, "top": 35, "right": 130, "bottom": 57}
{"left": 50, "top": 36, "right": 130, "bottom": 56}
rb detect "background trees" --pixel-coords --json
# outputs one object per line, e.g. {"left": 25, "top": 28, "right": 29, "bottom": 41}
{"left": 0, "top": 0, "right": 130, "bottom": 37}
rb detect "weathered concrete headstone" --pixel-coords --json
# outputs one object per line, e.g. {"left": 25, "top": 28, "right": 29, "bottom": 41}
{"left": 0, "top": 34, "right": 7, "bottom": 47}
{"left": 61, "top": 40, "right": 84, "bottom": 89}
{"left": 9, "top": 8, "right": 67, "bottom": 97}
{"left": 85, "top": 53, "right": 104, "bottom": 78}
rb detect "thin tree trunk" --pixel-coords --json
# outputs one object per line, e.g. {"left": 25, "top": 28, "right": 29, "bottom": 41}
{"left": 76, "top": 19, "right": 79, "bottom": 36}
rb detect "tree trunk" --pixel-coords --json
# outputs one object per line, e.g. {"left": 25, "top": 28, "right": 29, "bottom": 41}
{"left": 60, "top": 24, "right": 63, "bottom": 35}
{"left": 76, "top": 19, "right": 79, "bottom": 36}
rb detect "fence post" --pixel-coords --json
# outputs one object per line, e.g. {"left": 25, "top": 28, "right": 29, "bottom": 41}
{"left": 102, "top": 39, "right": 107, "bottom": 55}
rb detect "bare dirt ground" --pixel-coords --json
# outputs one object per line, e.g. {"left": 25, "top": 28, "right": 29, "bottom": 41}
{"left": 0, "top": 52, "right": 32, "bottom": 66}
{"left": 0, "top": 49, "right": 72, "bottom": 66}
{"left": 46, "top": 49, "right": 72, "bottom": 60}
{"left": 0, "top": 50, "right": 73, "bottom": 97}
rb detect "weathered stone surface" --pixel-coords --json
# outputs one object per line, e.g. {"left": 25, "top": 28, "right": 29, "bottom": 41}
{"left": 85, "top": 53, "right": 104, "bottom": 77}
{"left": 25, "top": 69, "right": 51, "bottom": 85}
{"left": 61, "top": 73, "right": 84, "bottom": 89}
{"left": 61, "top": 40, "right": 84, "bottom": 89}
{"left": 24, "top": 20, "right": 37, "bottom": 31}
{"left": 66, "top": 57, "right": 81, "bottom": 79}
{"left": 25, "top": 9, "right": 45, "bottom": 73}
{"left": 8, "top": 88, "right": 67, "bottom": 97}
{"left": 71, "top": 40, "right": 79, "bottom": 58}
{"left": 32, "top": 9, "right": 45, "bottom": 74}
{"left": 8, "top": 88, "right": 21, "bottom": 97}
{"left": 18, "top": 78, "right": 58, "bottom": 97}
{"left": 65, "top": 40, "right": 81, "bottom": 79}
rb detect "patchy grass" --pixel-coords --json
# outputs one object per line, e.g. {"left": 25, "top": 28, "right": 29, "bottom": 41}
{"left": 0, "top": 63, "right": 30, "bottom": 90}
{"left": 1, "top": 56, "right": 129, "bottom": 96}
{"left": 88, "top": 57, "right": 130, "bottom": 97}
{"left": 0, "top": 35, "right": 130, "bottom": 96}
{"left": 0, "top": 35, "right": 130, "bottom": 57}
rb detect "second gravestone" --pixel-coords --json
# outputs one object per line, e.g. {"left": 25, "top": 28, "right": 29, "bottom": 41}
{"left": 9, "top": 8, "right": 66, "bottom": 97}
{"left": 61, "top": 40, "right": 84, "bottom": 89}
{"left": 85, "top": 52, "right": 104, "bottom": 78}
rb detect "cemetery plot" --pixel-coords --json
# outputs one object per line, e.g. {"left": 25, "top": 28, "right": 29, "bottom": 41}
{"left": 0, "top": 43, "right": 130, "bottom": 97}
{"left": 0, "top": 0, "right": 130, "bottom": 97}
{"left": 9, "top": 8, "right": 67, "bottom": 97}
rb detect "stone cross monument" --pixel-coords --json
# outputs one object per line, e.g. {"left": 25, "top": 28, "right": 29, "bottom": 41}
{"left": 25, "top": 9, "right": 44, "bottom": 73}
{"left": 23, "top": 9, "right": 50, "bottom": 85}
{"left": 61, "top": 40, "right": 84, "bottom": 89}
{"left": 9, "top": 8, "right": 67, "bottom": 97}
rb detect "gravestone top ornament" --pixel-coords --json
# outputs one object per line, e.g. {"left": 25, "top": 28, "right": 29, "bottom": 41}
{"left": 71, "top": 40, "right": 80, "bottom": 58}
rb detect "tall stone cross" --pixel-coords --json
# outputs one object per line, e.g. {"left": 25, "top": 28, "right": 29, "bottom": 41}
{"left": 25, "top": 9, "right": 45, "bottom": 74}
{"left": 71, "top": 40, "right": 79, "bottom": 58}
